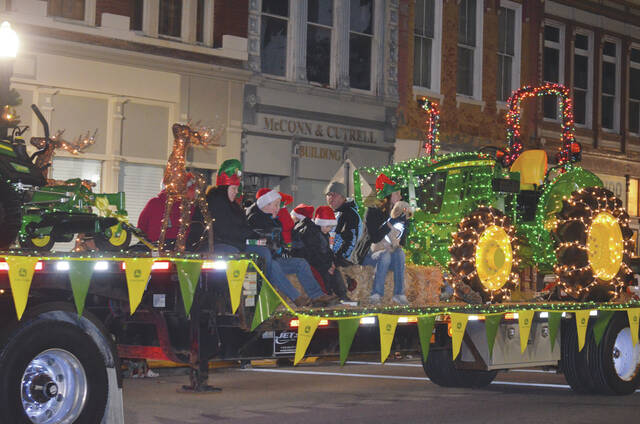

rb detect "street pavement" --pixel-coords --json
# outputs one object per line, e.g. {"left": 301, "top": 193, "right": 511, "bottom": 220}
{"left": 123, "top": 360, "right": 640, "bottom": 424}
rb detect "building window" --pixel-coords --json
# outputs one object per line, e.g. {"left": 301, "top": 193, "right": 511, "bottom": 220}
{"left": 349, "top": 0, "right": 374, "bottom": 90}
{"left": 196, "top": 0, "right": 205, "bottom": 43}
{"left": 307, "top": 0, "right": 333, "bottom": 86}
{"left": 573, "top": 31, "right": 593, "bottom": 127}
{"left": 543, "top": 22, "right": 564, "bottom": 120}
{"left": 457, "top": 0, "right": 483, "bottom": 99}
{"left": 414, "top": 0, "right": 435, "bottom": 89}
{"left": 48, "top": 0, "right": 85, "bottom": 20}
{"left": 159, "top": 0, "right": 182, "bottom": 38}
{"left": 629, "top": 47, "right": 640, "bottom": 135}
{"left": 261, "top": 0, "right": 289, "bottom": 77}
{"left": 496, "top": 1, "right": 521, "bottom": 102}
{"left": 131, "top": 0, "right": 143, "bottom": 30}
{"left": 601, "top": 39, "right": 620, "bottom": 132}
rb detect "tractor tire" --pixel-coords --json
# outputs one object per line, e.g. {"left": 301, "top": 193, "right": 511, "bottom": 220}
{"left": 94, "top": 223, "right": 131, "bottom": 251}
{"left": 0, "top": 183, "right": 21, "bottom": 250}
{"left": 560, "top": 318, "right": 597, "bottom": 394}
{"left": 554, "top": 187, "right": 634, "bottom": 301}
{"left": 449, "top": 206, "right": 520, "bottom": 302}
{"left": 587, "top": 312, "right": 640, "bottom": 395}
{"left": 19, "top": 232, "right": 55, "bottom": 251}
{"left": 423, "top": 347, "right": 498, "bottom": 388}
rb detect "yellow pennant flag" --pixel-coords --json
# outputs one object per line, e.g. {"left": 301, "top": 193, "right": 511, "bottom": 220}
{"left": 627, "top": 308, "right": 640, "bottom": 347}
{"left": 518, "top": 310, "right": 535, "bottom": 353}
{"left": 575, "top": 310, "right": 591, "bottom": 352}
{"left": 226, "top": 259, "right": 250, "bottom": 314}
{"left": 378, "top": 314, "right": 399, "bottom": 363}
{"left": 6, "top": 256, "right": 39, "bottom": 320}
{"left": 123, "top": 258, "right": 154, "bottom": 315}
{"left": 294, "top": 315, "right": 321, "bottom": 365}
{"left": 450, "top": 313, "right": 469, "bottom": 360}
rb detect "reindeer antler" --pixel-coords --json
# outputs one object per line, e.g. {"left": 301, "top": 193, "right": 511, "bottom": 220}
{"left": 56, "top": 129, "right": 97, "bottom": 155}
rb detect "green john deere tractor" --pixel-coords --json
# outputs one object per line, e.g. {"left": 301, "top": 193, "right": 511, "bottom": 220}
{"left": 355, "top": 84, "right": 634, "bottom": 302}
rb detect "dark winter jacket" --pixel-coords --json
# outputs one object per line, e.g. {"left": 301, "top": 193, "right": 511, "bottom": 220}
{"left": 353, "top": 197, "right": 409, "bottom": 263}
{"left": 187, "top": 186, "right": 254, "bottom": 251}
{"left": 246, "top": 202, "right": 285, "bottom": 255}
{"left": 292, "top": 218, "right": 334, "bottom": 273}
{"left": 332, "top": 200, "right": 362, "bottom": 262}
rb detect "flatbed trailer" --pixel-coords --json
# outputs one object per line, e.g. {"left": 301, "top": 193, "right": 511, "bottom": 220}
{"left": 0, "top": 252, "right": 639, "bottom": 424}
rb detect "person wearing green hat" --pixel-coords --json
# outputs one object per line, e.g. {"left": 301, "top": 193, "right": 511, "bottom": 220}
{"left": 357, "top": 173, "right": 409, "bottom": 305}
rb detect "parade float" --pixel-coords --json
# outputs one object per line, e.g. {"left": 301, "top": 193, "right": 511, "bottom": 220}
{"left": 0, "top": 85, "right": 639, "bottom": 424}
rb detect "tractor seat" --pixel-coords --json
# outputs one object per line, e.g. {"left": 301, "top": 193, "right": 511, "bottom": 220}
{"left": 510, "top": 150, "right": 548, "bottom": 190}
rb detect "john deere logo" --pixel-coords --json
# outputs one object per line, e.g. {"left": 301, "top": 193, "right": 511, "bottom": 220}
{"left": 634, "top": 316, "right": 638, "bottom": 322}
{"left": 524, "top": 318, "right": 529, "bottom": 325}
{"left": 456, "top": 322, "right": 462, "bottom": 330}
{"left": 304, "top": 325, "right": 311, "bottom": 333}
{"left": 233, "top": 270, "right": 240, "bottom": 278}
{"left": 580, "top": 318, "right": 586, "bottom": 325}
{"left": 134, "top": 269, "right": 142, "bottom": 279}
{"left": 18, "top": 268, "right": 27, "bottom": 278}
{"left": 386, "top": 324, "right": 392, "bottom": 332}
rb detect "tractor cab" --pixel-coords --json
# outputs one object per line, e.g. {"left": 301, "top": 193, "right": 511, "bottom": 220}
{"left": 509, "top": 149, "right": 547, "bottom": 221}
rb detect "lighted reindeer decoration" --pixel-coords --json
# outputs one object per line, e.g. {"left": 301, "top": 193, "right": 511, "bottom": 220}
{"left": 30, "top": 129, "right": 97, "bottom": 185}
{"left": 158, "top": 122, "right": 224, "bottom": 252}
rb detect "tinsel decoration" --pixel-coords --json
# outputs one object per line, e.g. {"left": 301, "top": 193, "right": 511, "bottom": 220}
{"left": 158, "top": 123, "right": 224, "bottom": 252}
{"left": 553, "top": 187, "right": 635, "bottom": 301}
{"left": 418, "top": 97, "right": 440, "bottom": 157}
{"left": 30, "top": 129, "right": 97, "bottom": 182}
{"left": 504, "top": 83, "right": 576, "bottom": 166}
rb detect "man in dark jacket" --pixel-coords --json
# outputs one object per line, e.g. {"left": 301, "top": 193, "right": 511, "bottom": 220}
{"left": 325, "top": 181, "right": 362, "bottom": 265}
{"left": 247, "top": 189, "right": 337, "bottom": 306}
{"left": 293, "top": 206, "right": 349, "bottom": 301}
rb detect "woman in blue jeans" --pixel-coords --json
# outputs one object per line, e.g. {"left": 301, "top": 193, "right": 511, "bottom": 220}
{"left": 361, "top": 173, "right": 409, "bottom": 305}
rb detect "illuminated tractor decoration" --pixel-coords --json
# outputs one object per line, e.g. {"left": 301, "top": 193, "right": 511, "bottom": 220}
{"left": 355, "top": 84, "right": 634, "bottom": 302}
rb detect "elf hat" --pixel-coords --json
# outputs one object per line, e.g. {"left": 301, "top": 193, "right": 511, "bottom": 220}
{"left": 291, "top": 203, "right": 314, "bottom": 221}
{"left": 216, "top": 159, "right": 242, "bottom": 186}
{"left": 375, "top": 173, "right": 401, "bottom": 199}
{"left": 256, "top": 188, "right": 282, "bottom": 209}
{"left": 314, "top": 205, "right": 337, "bottom": 227}
{"left": 256, "top": 188, "right": 293, "bottom": 206}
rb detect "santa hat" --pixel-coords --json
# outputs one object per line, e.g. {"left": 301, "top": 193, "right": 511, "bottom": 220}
{"left": 256, "top": 188, "right": 293, "bottom": 206}
{"left": 291, "top": 203, "right": 314, "bottom": 221}
{"left": 314, "top": 206, "right": 337, "bottom": 227}
{"left": 256, "top": 188, "right": 282, "bottom": 209}
{"left": 216, "top": 159, "right": 242, "bottom": 186}
{"left": 375, "top": 173, "right": 400, "bottom": 199}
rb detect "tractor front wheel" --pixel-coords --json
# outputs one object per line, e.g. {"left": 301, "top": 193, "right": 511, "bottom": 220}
{"left": 94, "top": 223, "right": 131, "bottom": 251}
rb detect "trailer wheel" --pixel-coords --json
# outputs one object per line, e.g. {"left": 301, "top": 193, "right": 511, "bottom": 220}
{"left": 587, "top": 312, "right": 640, "bottom": 395}
{"left": 554, "top": 187, "right": 634, "bottom": 301}
{"left": 422, "top": 347, "right": 498, "bottom": 388}
{"left": 0, "top": 319, "right": 108, "bottom": 423}
{"left": 94, "top": 223, "right": 131, "bottom": 251}
{"left": 0, "top": 182, "right": 21, "bottom": 249}
{"left": 560, "top": 318, "right": 596, "bottom": 394}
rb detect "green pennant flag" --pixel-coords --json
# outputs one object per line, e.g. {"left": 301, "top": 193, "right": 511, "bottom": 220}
{"left": 251, "top": 283, "right": 282, "bottom": 331}
{"left": 175, "top": 260, "right": 202, "bottom": 317}
{"left": 592, "top": 310, "right": 614, "bottom": 346}
{"left": 417, "top": 315, "right": 435, "bottom": 363}
{"left": 68, "top": 261, "right": 95, "bottom": 316}
{"left": 339, "top": 318, "right": 360, "bottom": 366}
{"left": 485, "top": 314, "right": 503, "bottom": 358}
{"left": 548, "top": 312, "right": 562, "bottom": 352}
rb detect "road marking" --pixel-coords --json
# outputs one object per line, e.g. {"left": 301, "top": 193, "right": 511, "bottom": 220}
{"left": 344, "top": 361, "right": 422, "bottom": 367}
{"left": 242, "top": 368, "right": 640, "bottom": 393}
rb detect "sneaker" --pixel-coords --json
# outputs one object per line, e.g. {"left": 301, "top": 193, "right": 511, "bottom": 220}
{"left": 369, "top": 293, "right": 382, "bottom": 304}
{"left": 392, "top": 294, "right": 409, "bottom": 305}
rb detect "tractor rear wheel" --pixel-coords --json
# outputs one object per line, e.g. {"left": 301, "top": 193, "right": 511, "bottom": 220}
{"left": 554, "top": 187, "right": 634, "bottom": 301}
{"left": 0, "top": 183, "right": 21, "bottom": 249}
{"left": 449, "top": 206, "right": 520, "bottom": 302}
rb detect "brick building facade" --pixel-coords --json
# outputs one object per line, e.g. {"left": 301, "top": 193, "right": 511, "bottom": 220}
{"left": 395, "top": 0, "right": 640, "bottom": 250}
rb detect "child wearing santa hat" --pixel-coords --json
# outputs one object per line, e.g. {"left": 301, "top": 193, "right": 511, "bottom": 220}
{"left": 293, "top": 206, "right": 350, "bottom": 302}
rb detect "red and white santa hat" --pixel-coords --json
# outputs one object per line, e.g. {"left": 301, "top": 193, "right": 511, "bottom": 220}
{"left": 256, "top": 188, "right": 282, "bottom": 209}
{"left": 291, "top": 203, "right": 314, "bottom": 221}
{"left": 314, "top": 206, "right": 337, "bottom": 227}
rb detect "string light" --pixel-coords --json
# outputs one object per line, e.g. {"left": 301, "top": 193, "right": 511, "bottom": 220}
{"left": 418, "top": 98, "right": 440, "bottom": 157}
{"left": 30, "top": 129, "right": 96, "bottom": 181}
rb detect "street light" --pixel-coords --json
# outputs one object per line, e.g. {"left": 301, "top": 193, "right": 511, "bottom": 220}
{"left": 0, "top": 21, "right": 18, "bottom": 139}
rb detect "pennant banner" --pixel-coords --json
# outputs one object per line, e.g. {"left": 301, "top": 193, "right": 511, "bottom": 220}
{"left": 5, "top": 256, "right": 39, "bottom": 320}
{"left": 627, "top": 308, "right": 640, "bottom": 347}
{"left": 450, "top": 313, "right": 469, "bottom": 360}
{"left": 294, "top": 315, "right": 321, "bottom": 365}
{"left": 518, "top": 310, "right": 535, "bottom": 353}
{"left": 485, "top": 314, "right": 503, "bottom": 358}
{"left": 251, "top": 283, "right": 282, "bottom": 331}
{"left": 592, "top": 310, "right": 614, "bottom": 346}
{"left": 417, "top": 315, "right": 435, "bottom": 363}
{"left": 226, "top": 259, "right": 250, "bottom": 314}
{"left": 123, "top": 258, "right": 154, "bottom": 315}
{"left": 378, "top": 314, "right": 399, "bottom": 363}
{"left": 339, "top": 318, "right": 360, "bottom": 366}
{"left": 68, "top": 261, "right": 95, "bottom": 316}
{"left": 574, "top": 310, "right": 591, "bottom": 352}
{"left": 175, "top": 260, "right": 202, "bottom": 317}
{"left": 548, "top": 312, "right": 562, "bottom": 352}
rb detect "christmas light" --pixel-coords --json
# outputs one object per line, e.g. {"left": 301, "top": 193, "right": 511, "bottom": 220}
{"left": 418, "top": 98, "right": 440, "bottom": 157}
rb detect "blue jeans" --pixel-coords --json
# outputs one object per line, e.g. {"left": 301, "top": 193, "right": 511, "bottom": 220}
{"left": 363, "top": 248, "right": 405, "bottom": 296}
{"left": 275, "top": 257, "right": 325, "bottom": 299}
